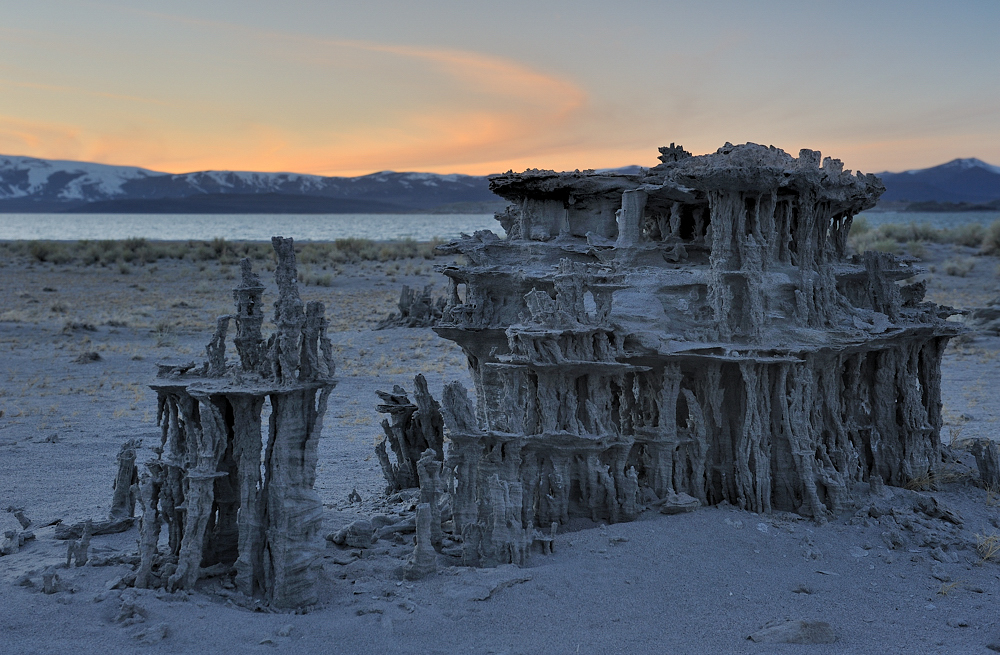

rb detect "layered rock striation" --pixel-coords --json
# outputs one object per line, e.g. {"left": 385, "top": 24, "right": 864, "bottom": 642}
{"left": 435, "top": 143, "right": 959, "bottom": 565}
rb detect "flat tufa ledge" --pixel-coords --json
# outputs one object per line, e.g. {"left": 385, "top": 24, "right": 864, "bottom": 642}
{"left": 140, "top": 236, "right": 337, "bottom": 608}
{"left": 434, "top": 143, "right": 960, "bottom": 566}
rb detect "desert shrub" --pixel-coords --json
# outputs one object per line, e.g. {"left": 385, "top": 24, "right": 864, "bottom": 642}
{"left": 26, "top": 241, "right": 50, "bottom": 262}
{"left": 0, "top": 237, "right": 443, "bottom": 267}
{"left": 299, "top": 269, "right": 334, "bottom": 287}
{"left": 334, "top": 238, "right": 376, "bottom": 260}
{"left": 848, "top": 218, "right": 1000, "bottom": 254}
{"left": 228, "top": 241, "right": 272, "bottom": 260}
{"left": 27, "top": 241, "right": 71, "bottom": 263}
{"left": 119, "top": 237, "right": 151, "bottom": 263}
{"left": 942, "top": 257, "right": 976, "bottom": 277}
{"left": 70, "top": 238, "right": 185, "bottom": 265}
{"left": 903, "top": 241, "right": 927, "bottom": 260}
{"left": 879, "top": 222, "right": 942, "bottom": 243}
{"left": 849, "top": 216, "right": 871, "bottom": 236}
{"left": 210, "top": 237, "right": 228, "bottom": 257}
{"left": 869, "top": 238, "right": 902, "bottom": 254}
{"left": 78, "top": 241, "right": 105, "bottom": 265}
{"left": 946, "top": 223, "right": 986, "bottom": 248}
{"left": 849, "top": 229, "right": 902, "bottom": 254}
{"left": 981, "top": 220, "right": 1000, "bottom": 255}
{"left": 189, "top": 242, "right": 218, "bottom": 262}
{"left": 297, "top": 238, "right": 438, "bottom": 265}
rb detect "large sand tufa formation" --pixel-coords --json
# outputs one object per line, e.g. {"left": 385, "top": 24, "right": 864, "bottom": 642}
{"left": 434, "top": 142, "right": 960, "bottom": 566}
{"left": 139, "top": 237, "right": 337, "bottom": 608}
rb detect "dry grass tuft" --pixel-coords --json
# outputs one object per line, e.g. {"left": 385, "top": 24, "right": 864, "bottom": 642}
{"left": 904, "top": 467, "right": 968, "bottom": 491}
{"left": 986, "top": 486, "right": 1000, "bottom": 508}
{"left": 937, "top": 581, "right": 961, "bottom": 596}
{"left": 975, "top": 532, "right": 1000, "bottom": 564}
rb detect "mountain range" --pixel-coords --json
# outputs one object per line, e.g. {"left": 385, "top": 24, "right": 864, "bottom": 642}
{"left": 1, "top": 154, "right": 998, "bottom": 213}
{"left": 876, "top": 158, "right": 1000, "bottom": 209}
{"left": 0, "top": 155, "right": 503, "bottom": 214}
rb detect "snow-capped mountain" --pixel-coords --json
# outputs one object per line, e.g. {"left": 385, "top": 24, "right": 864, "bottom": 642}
{"left": 913, "top": 158, "right": 1000, "bottom": 176}
{"left": 0, "top": 155, "right": 501, "bottom": 213}
{"left": 8, "top": 153, "right": 997, "bottom": 212}
{"left": 879, "top": 158, "right": 1000, "bottom": 204}
{"left": 0, "top": 155, "right": 159, "bottom": 202}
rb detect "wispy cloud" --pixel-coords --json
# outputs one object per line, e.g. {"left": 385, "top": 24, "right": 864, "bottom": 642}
{"left": 0, "top": 115, "right": 85, "bottom": 160}
{"left": 1, "top": 5, "right": 590, "bottom": 174}
{"left": 259, "top": 36, "right": 590, "bottom": 174}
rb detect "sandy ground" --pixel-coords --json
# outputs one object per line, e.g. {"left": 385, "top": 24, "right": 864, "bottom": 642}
{"left": 1, "top": 242, "right": 1000, "bottom": 654}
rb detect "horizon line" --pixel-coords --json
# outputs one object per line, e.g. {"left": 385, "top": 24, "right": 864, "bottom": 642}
{"left": 2, "top": 151, "right": 997, "bottom": 178}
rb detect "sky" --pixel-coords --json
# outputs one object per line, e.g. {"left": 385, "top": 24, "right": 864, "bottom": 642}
{"left": 1, "top": 0, "right": 998, "bottom": 176}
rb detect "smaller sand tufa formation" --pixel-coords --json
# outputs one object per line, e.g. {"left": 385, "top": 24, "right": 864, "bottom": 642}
{"left": 434, "top": 143, "right": 960, "bottom": 565}
{"left": 374, "top": 374, "right": 445, "bottom": 493}
{"left": 376, "top": 285, "right": 446, "bottom": 329}
{"left": 138, "top": 237, "right": 336, "bottom": 608}
{"left": 54, "top": 438, "right": 142, "bottom": 541}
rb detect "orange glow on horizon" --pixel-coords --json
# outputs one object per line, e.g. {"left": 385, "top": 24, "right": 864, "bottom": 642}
{"left": 0, "top": 14, "right": 605, "bottom": 178}
{"left": 1, "top": 106, "right": 987, "bottom": 178}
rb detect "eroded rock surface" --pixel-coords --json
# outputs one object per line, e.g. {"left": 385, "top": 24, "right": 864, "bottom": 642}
{"left": 376, "top": 285, "right": 446, "bottom": 329}
{"left": 374, "top": 375, "right": 445, "bottom": 493}
{"left": 434, "top": 143, "right": 959, "bottom": 565}
{"left": 138, "top": 236, "right": 337, "bottom": 608}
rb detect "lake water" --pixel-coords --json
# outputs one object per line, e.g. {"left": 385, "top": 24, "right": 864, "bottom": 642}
{"left": 857, "top": 211, "right": 1000, "bottom": 230}
{"left": 0, "top": 210, "right": 996, "bottom": 242}
{"left": 0, "top": 213, "right": 503, "bottom": 242}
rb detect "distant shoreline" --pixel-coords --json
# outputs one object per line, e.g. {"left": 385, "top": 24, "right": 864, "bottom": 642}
{"left": 0, "top": 196, "right": 508, "bottom": 215}
{"left": 0, "top": 213, "right": 504, "bottom": 242}
{"left": 870, "top": 199, "right": 1000, "bottom": 213}
{"left": 8, "top": 198, "right": 988, "bottom": 215}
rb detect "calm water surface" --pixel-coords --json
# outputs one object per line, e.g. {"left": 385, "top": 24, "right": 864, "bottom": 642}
{"left": 0, "top": 213, "right": 503, "bottom": 241}
{"left": 1, "top": 211, "right": 996, "bottom": 241}
{"left": 856, "top": 211, "right": 1000, "bottom": 230}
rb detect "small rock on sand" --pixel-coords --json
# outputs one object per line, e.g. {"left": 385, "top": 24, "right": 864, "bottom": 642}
{"left": 931, "top": 563, "right": 951, "bottom": 582}
{"left": 748, "top": 620, "right": 837, "bottom": 644}
{"left": 132, "top": 622, "right": 169, "bottom": 643}
{"left": 328, "top": 519, "right": 375, "bottom": 548}
{"left": 657, "top": 492, "right": 700, "bottom": 515}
